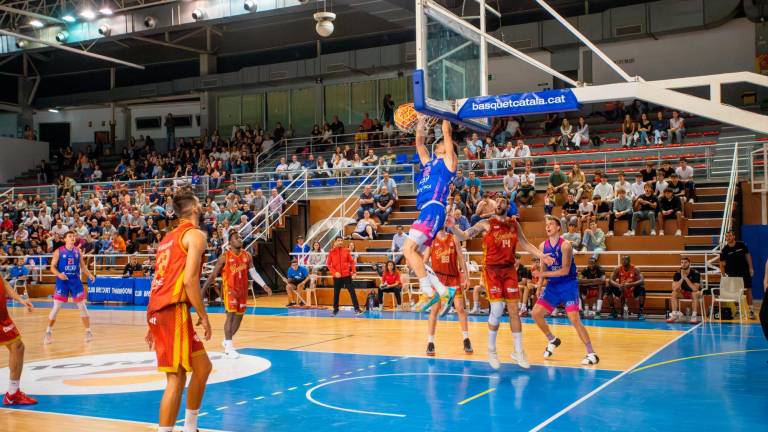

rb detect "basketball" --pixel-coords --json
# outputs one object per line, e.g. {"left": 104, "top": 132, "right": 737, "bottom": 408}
{"left": 394, "top": 102, "right": 437, "bottom": 133}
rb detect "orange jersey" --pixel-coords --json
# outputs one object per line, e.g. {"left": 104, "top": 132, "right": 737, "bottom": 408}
{"left": 222, "top": 250, "right": 252, "bottom": 293}
{"left": 617, "top": 265, "right": 639, "bottom": 285}
{"left": 147, "top": 221, "right": 201, "bottom": 314}
{"left": 483, "top": 218, "right": 518, "bottom": 267}
{"left": 430, "top": 233, "right": 460, "bottom": 278}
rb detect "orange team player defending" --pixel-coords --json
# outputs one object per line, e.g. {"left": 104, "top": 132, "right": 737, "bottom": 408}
{"left": 449, "top": 197, "right": 553, "bottom": 370}
{"left": 531, "top": 216, "right": 599, "bottom": 365}
{"left": 423, "top": 227, "right": 473, "bottom": 356}
{"left": 1, "top": 276, "right": 37, "bottom": 406}
{"left": 145, "top": 188, "right": 212, "bottom": 432}
{"left": 202, "top": 229, "right": 272, "bottom": 359}
{"left": 46, "top": 230, "right": 96, "bottom": 344}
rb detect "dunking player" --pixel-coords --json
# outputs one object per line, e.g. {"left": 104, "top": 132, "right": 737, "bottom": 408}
{"left": 449, "top": 197, "right": 552, "bottom": 369}
{"left": 146, "top": 188, "right": 212, "bottom": 432}
{"left": 403, "top": 118, "right": 458, "bottom": 311}
{"left": 423, "top": 227, "right": 472, "bottom": 356}
{"left": 202, "top": 230, "right": 272, "bottom": 359}
{"left": 46, "top": 230, "right": 95, "bottom": 344}
{"left": 531, "top": 216, "right": 599, "bottom": 365}
{"left": 1, "top": 276, "right": 37, "bottom": 406}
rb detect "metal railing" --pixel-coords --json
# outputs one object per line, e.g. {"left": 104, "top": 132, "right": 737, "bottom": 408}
{"left": 0, "top": 185, "right": 59, "bottom": 204}
{"left": 713, "top": 143, "right": 741, "bottom": 252}
{"left": 76, "top": 176, "right": 210, "bottom": 199}
{"left": 751, "top": 143, "right": 767, "bottom": 194}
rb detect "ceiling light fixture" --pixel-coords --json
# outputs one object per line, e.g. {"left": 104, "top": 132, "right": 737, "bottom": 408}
{"left": 62, "top": 14, "right": 76, "bottom": 23}
{"left": 244, "top": 0, "right": 257, "bottom": 12}
{"left": 314, "top": 11, "right": 335, "bottom": 37}
{"left": 48, "top": 108, "right": 60, "bottom": 113}
{"left": 143, "top": 16, "right": 156, "bottom": 28}
{"left": 99, "top": 7, "right": 113, "bottom": 15}
{"left": 55, "top": 30, "right": 69, "bottom": 42}
{"left": 29, "top": 19, "right": 44, "bottom": 28}
{"left": 98, "top": 24, "right": 111, "bottom": 36}
{"left": 191, "top": 8, "right": 205, "bottom": 20}
{"left": 15, "top": 39, "right": 27, "bottom": 48}
{"left": 79, "top": 9, "right": 96, "bottom": 20}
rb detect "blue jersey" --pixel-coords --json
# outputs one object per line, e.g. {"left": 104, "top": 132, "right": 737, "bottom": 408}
{"left": 543, "top": 237, "right": 577, "bottom": 284}
{"left": 57, "top": 246, "right": 81, "bottom": 279}
{"left": 416, "top": 156, "right": 455, "bottom": 209}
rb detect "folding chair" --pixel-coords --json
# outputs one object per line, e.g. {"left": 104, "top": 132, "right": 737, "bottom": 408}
{"left": 678, "top": 295, "right": 707, "bottom": 322}
{"left": 13, "top": 279, "right": 28, "bottom": 299}
{"left": 710, "top": 276, "right": 746, "bottom": 323}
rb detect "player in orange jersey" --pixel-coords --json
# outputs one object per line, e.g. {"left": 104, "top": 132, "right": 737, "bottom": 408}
{"left": 449, "top": 197, "right": 552, "bottom": 370}
{"left": 423, "top": 228, "right": 472, "bottom": 356}
{"left": 145, "top": 188, "right": 212, "bottom": 432}
{"left": 203, "top": 229, "right": 272, "bottom": 359}
{"left": 1, "top": 276, "right": 37, "bottom": 406}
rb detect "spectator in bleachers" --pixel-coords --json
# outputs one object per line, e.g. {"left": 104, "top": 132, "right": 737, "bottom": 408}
{"left": 577, "top": 195, "right": 594, "bottom": 233}
{"left": 463, "top": 133, "right": 483, "bottom": 162}
{"left": 482, "top": 136, "right": 500, "bottom": 176}
{"left": 378, "top": 171, "right": 398, "bottom": 200}
{"left": 514, "top": 139, "right": 531, "bottom": 160}
{"left": 572, "top": 116, "right": 589, "bottom": 150}
{"left": 382, "top": 95, "right": 395, "bottom": 125}
{"left": 654, "top": 171, "right": 669, "bottom": 196}
{"left": 621, "top": 114, "right": 637, "bottom": 149}
{"left": 593, "top": 176, "right": 614, "bottom": 206}
{"left": 452, "top": 168, "right": 467, "bottom": 197}
{"left": 610, "top": 255, "right": 646, "bottom": 319}
{"left": 652, "top": 111, "right": 667, "bottom": 144}
{"left": 350, "top": 153, "right": 365, "bottom": 176}
{"left": 287, "top": 155, "right": 303, "bottom": 180}
{"left": 374, "top": 186, "right": 394, "bottom": 225}
{"left": 556, "top": 118, "right": 573, "bottom": 151}
{"left": 303, "top": 154, "right": 318, "bottom": 172}
{"left": 452, "top": 208, "right": 470, "bottom": 232}
{"left": 517, "top": 164, "right": 536, "bottom": 208}
{"left": 579, "top": 257, "right": 606, "bottom": 318}
{"left": 1, "top": 214, "right": 13, "bottom": 233}
{"left": 568, "top": 164, "right": 588, "bottom": 201}
{"left": 315, "top": 156, "right": 331, "bottom": 179}
{"left": 352, "top": 210, "right": 377, "bottom": 240}
{"left": 471, "top": 192, "right": 496, "bottom": 226}
{"left": 592, "top": 195, "right": 611, "bottom": 221}
{"left": 356, "top": 185, "right": 375, "bottom": 220}
{"left": 275, "top": 157, "right": 288, "bottom": 179}
{"left": 292, "top": 235, "right": 310, "bottom": 264}
{"left": 667, "top": 257, "right": 702, "bottom": 323}
{"left": 582, "top": 220, "right": 607, "bottom": 261}
{"left": 502, "top": 167, "right": 519, "bottom": 201}
{"left": 637, "top": 113, "right": 653, "bottom": 146}
{"left": 668, "top": 110, "right": 685, "bottom": 144}
{"left": 562, "top": 220, "right": 581, "bottom": 249}
{"left": 548, "top": 164, "right": 569, "bottom": 205}
{"left": 362, "top": 149, "right": 378, "bottom": 166}
{"left": 267, "top": 188, "right": 284, "bottom": 225}
{"left": 659, "top": 160, "right": 675, "bottom": 180}
{"left": 330, "top": 116, "right": 345, "bottom": 137}
{"left": 464, "top": 185, "right": 481, "bottom": 216}
{"left": 500, "top": 142, "right": 516, "bottom": 167}
{"left": 630, "top": 173, "right": 646, "bottom": 201}
{"left": 389, "top": 225, "right": 407, "bottom": 264}
{"left": 560, "top": 192, "right": 579, "bottom": 230}
{"left": 666, "top": 173, "right": 687, "bottom": 205}
{"left": 543, "top": 187, "right": 555, "bottom": 215}
{"left": 8, "top": 258, "right": 29, "bottom": 288}
{"left": 628, "top": 183, "right": 658, "bottom": 236}
{"left": 465, "top": 170, "right": 483, "bottom": 195}
{"left": 675, "top": 158, "right": 696, "bottom": 203}
{"left": 640, "top": 161, "right": 657, "bottom": 186}
{"left": 378, "top": 260, "right": 403, "bottom": 310}
{"left": 613, "top": 172, "right": 631, "bottom": 198}
{"left": 658, "top": 188, "right": 683, "bottom": 236}
{"left": 379, "top": 147, "right": 395, "bottom": 166}
{"left": 542, "top": 112, "right": 560, "bottom": 134}
{"left": 607, "top": 188, "right": 632, "bottom": 237}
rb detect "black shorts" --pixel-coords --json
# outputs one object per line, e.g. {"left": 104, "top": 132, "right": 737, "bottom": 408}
{"left": 605, "top": 286, "right": 621, "bottom": 297}
{"left": 622, "top": 284, "right": 645, "bottom": 299}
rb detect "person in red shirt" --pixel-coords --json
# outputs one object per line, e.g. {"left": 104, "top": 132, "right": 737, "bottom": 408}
{"left": 326, "top": 236, "right": 362, "bottom": 316}
{"left": 378, "top": 260, "right": 403, "bottom": 308}
{"left": 1, "top": 276, "right": 37, "bottom": 406}
{"left": 0, "top": 214, "right": 13, "bottom": 232}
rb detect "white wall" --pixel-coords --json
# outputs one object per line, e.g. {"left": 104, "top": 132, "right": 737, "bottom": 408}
{"left": 128, "top": 101, "right": 201, "bottom": 141}
{"left": 0, "top": 138, "right": 49, "bottom": 183}
{"left": 587, "top": 18, "right": 756, "bottom": 84}
{"left": 488, "top": 50, "right": 554, "bottom": 95}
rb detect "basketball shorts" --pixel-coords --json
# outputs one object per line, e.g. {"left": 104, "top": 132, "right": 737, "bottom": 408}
{"left": 0, "top": 317, "right": 21, "bottom": 346}
{"left": 537, "top": 279, "right": 580, "bottom": 313}
{"left": 223, "top": 281, "right": 248, "bottom": 315}
{"left": 435, "top": 272, "right": 461, "bottom": 290}
{"left": 484, "top": 265, "right": 520, "bottom": 302}
{"left": 408, "top": 202, "right": 446, "bottom": 249}
{"left": 605, "top": 286, "right": 621, "bottom": 297}
{"left": 586, "top": 287, "right": 600, "bottom": 299}
{"left": 147, "top": 303, "right": 206, "bottom": 373}
{"left": 622, "top": 284, "right": 646, "bottom": 299}
{"left": 54, "top": 278, "right": 85, "bottom": 303}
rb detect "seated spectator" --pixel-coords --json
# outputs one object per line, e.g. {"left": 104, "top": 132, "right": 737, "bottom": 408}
{"left": 667, "top": 257, "right": 702, "bottom": 323}
{"left": 452, "top": 208, "right": 470, "bottom": 232}
{"left": 482, "top": 137, "right": 499, "bottom": 176}
{"left": 637, "top": 113, "right": 652, "bottom": 146}
{"left": 470, "top": 192, "right": 496, "bottom": 226}
{"left": 654, "top": 171, "right": 669, "bottom": 197}
{"left": 593, "top": 176, "right": 614, "bottom": 206}
{"left": 275, "top": 157, "right": 289, "bottom": 179}
{"left": 382, "top": 121, "right": 396, "bottom": 143}
{"left": 352, "top": 210, "right": 377, "bottom": 240}
{"left": 542, "top": 112, "right": 560, "bottom": 133}
{"left": 285, "top": 259, "right": 309, "bottom": 306}
{"left": 620, "top": 114, "right": 636, "bottom": 149}
{"left": 592, "top": 195, "right": 611, "bottom": 221}
{"left": 287, "top": 155, "right": 303, "bottom": 180}
{"left": 122, "top": 255, "right": 141, "bottom": 277}
{"left": 572, "top": 116, "right": 589, "bottom": 149}
{"left": 582, "top": 220, "right": 607, "bottom": 260}
{"left": 356, "top": 185, "right": 375, "bottom": 220}
{"left": 465, "top": 171, "right": 483, "bottom": 196}
{"left": 652, "top": 111, "right": 667, "bottom": 144}
{"left": 303, "top": 154, "right": 318, "bottom": 172}
{"left": 517, "top": 165, "right": 536, "bottom": 208}
{"left": 267, "top": 188, "right": 284, "bottom": 225}
{"left": 608, "top": 188, "right": 632, "bottom": 236}
{"left": 315, "top": 156, "right": 331, "bottom": 179}
{"left": 578, "top": 257, "right": 606, "bottom": 319}
{"left": 362, "top": 149, "right": 378, "bottom": 166}
{"left": 543, "top": 186, "right": 555, "bottom": 215}
{"left": 548, "top": 164, "right": 569, "bottom": 205}
{"left": 8, "top": 258, "right": 29, "bottom": 287}
{"left": 379, "top": 147, "right": 396, "bottom": 166}
{"left": 628, "top": 183, "right": 658, "bottom": 236}
{"left": 378, "top": 171, "right": 398, "bottom": 200}
{"left": 675, "top": 158, "right": 696, "bottom": 203}
{"left": 462, "top": 133, "right": 483, "bottom": 162}
{"left": 559, "top": 192, "right": 579, "bottom": 231}
{"left": 514, "top": 139, "right": 531, "bottom": 160}
{"left": 668, "top": 110, "right": 685, "bottom": 144}
{"left": 378, "top": 260, "right": 403, "bottom": 309}
{"left": 659, "top": 160, "right": 675, "bottom": 180}
{"left": 464, "top": 185, "right": 481, "bottom": 215}
{"left": 640, "top": 161, "right": 657, "bottom": 185}
{"left": 613, "top": 172, "right": 632, "bottom": 200}
{"left": 609, "top": 255, "right": 646, "bottom": 319}
{"left": 306, "top": 240, "right": 325, "bottom": 289}
{"left": 502, "top": 167, "right": 519, "bottom": 201}
{"left": 658, "top": 188, "right": 684, "bottom": 236}
{"left": 375, "top": 186, "right": 394, "bottom": 225}
{"left": 629, "top": 173, "right": 646, "bottom": 202}
{"left": 500, "top": 142, "right": 516, "bottom": 168}
{"left": 577, "top": 195, "right": 594, "bottom": 233}
{"left": 558, "top": 118, "right": 574, "bottom": 150}
{"left": 452, "top": 168, "right": 467, "bottom": 196}
{"left": 389, "top": 225, "right": 407, "bottom": 264}
{"left": 1, "top": 214, "right": 13, "bottom": 233}
{"left": 568, "top": 164, "right": 589, "bottom": 201}
{"left": 292, "top": 235, "right": 310, "bottom": 264}
{"left": 562, "top": 221, "right": 581, "bottom": 249}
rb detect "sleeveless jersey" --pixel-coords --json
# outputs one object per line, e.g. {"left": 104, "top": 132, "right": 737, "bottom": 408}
{"left": 0, "top": 283, "right": 9, "bottom": 321}
{"left": 148, "top": 221, "right": 200, "bottom": 314}
{"left": 617, "top": 265, "right": 639, "bottom": 285}
{"left": 57, "top": 246, "right": 81, "bottom": 279}
{"left": 483, "top": 218, "right": 518, "bottom": 267}
{"left": 223, "top": 250, "right": 252, "bottom": 292}
{"left": 543, "top": 237, "right": 577, "bottom": 283}
{"left": 430, "top": 233, "right": 460, "bottom": 278}
{"left": 416, "top": 156, "right": 455, "bottom": 209}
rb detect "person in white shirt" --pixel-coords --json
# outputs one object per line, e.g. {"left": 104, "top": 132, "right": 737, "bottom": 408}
{"left": 629, "top": 173, "right": 646, "bottom": 202}
{"left": 668, "top": 111, "right": 685, "bottom": 144}
{"left": 315, "top": 156, "right": 331, "bottom": 178}
{"left": 275, "top": 157, "right": 289, "bottom": 179}
{"left": 287, "top": 155, "right": 303, "bottom": 180}
{"left": 514, "top": 139, "right": 531, "bottom": 159}
{"left": 51, "top": 220, "right": 69, "bottom": 237}
{"left": 593, "top": 176, "right": 614, "bottom": 205}
{"left": 654, "top": 172, "right": 668, "bottom": 196}
{"left": 500, "top": 142, "right": 516, "bottom": 168}
{"left": 674, "top": 158, "right": 696, "bottom": 203}
{"left": 613, "top": 172, "right": 632, "bottom": 200}
{"left": 571, "top": 116, "right": 589, "bottom": 149}
{"left": 502, "top": 167, "right": 520, "bottom": 201}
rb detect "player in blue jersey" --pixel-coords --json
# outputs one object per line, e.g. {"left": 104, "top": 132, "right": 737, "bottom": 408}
{"left": 403, "top": 118, "right": 459, "bottom": 312}
{"left": 532, "top": 216, "right": 599, "bottom": 365}
{"left": 46, "top": 231, "right": 95, "bottom": 344}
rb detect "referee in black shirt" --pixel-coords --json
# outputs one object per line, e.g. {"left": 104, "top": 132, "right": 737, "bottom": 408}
{"left": 719, "top": 230, "right": 755, "bottom": 319}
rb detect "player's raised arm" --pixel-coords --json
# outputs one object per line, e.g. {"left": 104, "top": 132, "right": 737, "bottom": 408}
{"left": 415, "top": 116, "right": 431, "bottom": 165}
{"left": 449, "top": 219, "right": 488, "bottom": 242}
{"left": 442, "top": 120, "right": 457, "bottom": 172}
{"left": 182, "top": 228, "right": 211, "bottom": 340}
{"left": 515, "top": 221, "right": 553, "bottom": 265}
{"left": 201, "top": 254, "right": 226, "bottom": 295}
{"left": 453, "top": 233, "right": 469, "bottom": 288}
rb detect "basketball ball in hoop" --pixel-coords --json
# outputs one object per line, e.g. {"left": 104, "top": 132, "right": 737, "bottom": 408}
{"left": 394, "top": 103, "right": 438, "bottom": 134}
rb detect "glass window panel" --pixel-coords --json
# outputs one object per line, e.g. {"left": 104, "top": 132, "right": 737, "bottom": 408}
{"left": 217, "top": 95, "right": 241, "bottom": 138}
{"left": 290, "top": 87, "right": 316, "bottom": 136}
{"left": 351, "top": 80, "right": 376, "bottom": 128}
{"left": 242, "top": 93, "right": 264, "bottom": 131}
{"left": 266, "top": 91, "right": 290, "bottom": 133}
{"left": 324, "top": 83, "right": 349, "bottom": 126}
{"left": 378, "top": 77, "right": 407, "bottom": 126}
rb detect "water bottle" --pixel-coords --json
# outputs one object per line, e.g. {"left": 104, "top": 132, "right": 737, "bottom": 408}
{"left": 623, "top": 304, "right": 629, "bottom": 318}
{"left": 685, "top": 307, "right": 691, "bottom": 319}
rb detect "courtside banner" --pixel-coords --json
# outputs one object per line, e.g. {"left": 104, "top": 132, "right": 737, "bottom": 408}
{"left": 457, "top": 89, "right": 580, "bottom": 118}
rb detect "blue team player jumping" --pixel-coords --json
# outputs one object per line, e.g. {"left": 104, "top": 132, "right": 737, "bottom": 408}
{"left": 403, "top": 118, "right": 459, "bottom": 312}
{"left": 532, "top": 216, "right": 600, "bottom": 365}
{"left": 46, "top": 230, "right": 96, "bottom": 344}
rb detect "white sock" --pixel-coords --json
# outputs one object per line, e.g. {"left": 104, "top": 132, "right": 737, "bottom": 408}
{"left": 8, "top": 380, "right": 19, "bottom": 394}
{"left": 488, "top": 330, "right": 498, "bottom": 353}
{"left": 428, "top": 335, "right": 435, "bottom": 343}
{"left": 224, "top": 339, "right": 232, "bottom": 350}
{"left": 184, "top": 409, "right": 199, "bottom": 432}
{"left": 520, "top": 303, "right": 527, "bottom": 312}
{"left": 419, "top": 277, "right": 434, "bottom": 297}
{"left": 157, "top": 427, "right": 174, "bottom": 432}
{"left": 45, "top": 326, "right": 51, "bottom": 333}
{"left": 428, "top": 273, "right": 447, "bottom": 296}
{"left": 512, "top": 332, "right": 523, "bottom": 353}
{"left": 85, "top": 328, "right": 91, "bottom": 333}
{"left": 462, "top": 331, "right": 469, "bottom": 339}
{"left": 691, "top": 311, "right": 697, "bottom": 318}
{"left": 597, "top": 299, "right": 603, "bottom": 312}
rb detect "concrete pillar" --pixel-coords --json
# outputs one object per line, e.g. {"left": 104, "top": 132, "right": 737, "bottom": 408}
{"left": 200, "top": 91, "right": 215, "bottom": 137}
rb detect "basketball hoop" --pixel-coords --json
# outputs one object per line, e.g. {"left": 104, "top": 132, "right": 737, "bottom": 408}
{"left": 394, "top": 103, "right": 438, "bottom": 134}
